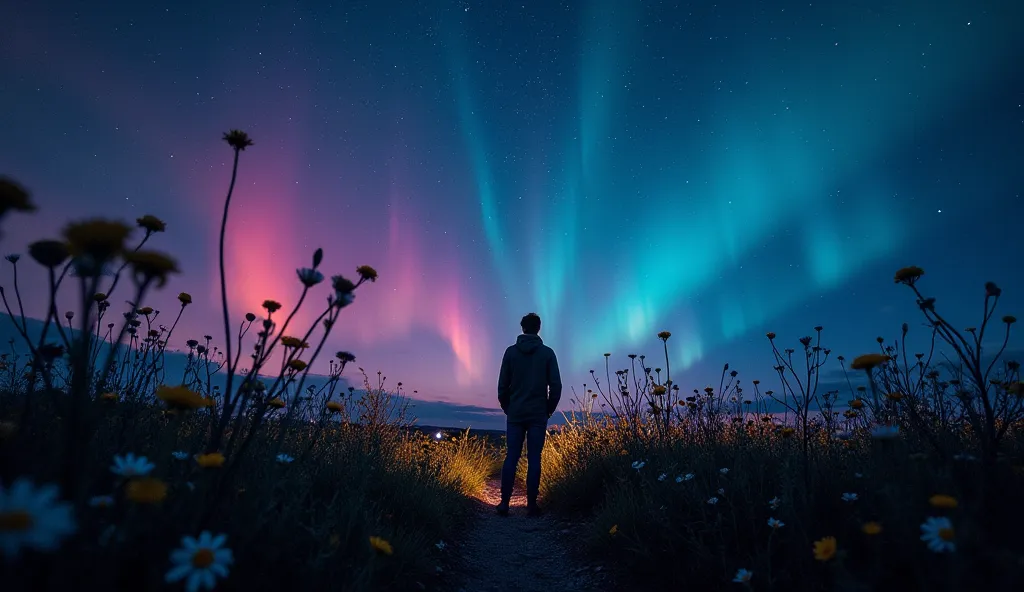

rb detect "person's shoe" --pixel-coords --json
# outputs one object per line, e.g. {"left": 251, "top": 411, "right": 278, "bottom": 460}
{"left": 495, "top": 500, "right": 510, "bottom": 516}
{"left": 526, "top": 501, "right": 543, "bottom": 517}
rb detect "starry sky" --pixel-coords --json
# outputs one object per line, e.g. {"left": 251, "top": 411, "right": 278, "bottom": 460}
{"left": 1, "top": 0, "right": 1022, "bottom": 427}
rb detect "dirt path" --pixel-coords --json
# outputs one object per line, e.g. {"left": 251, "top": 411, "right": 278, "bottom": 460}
{"left": 451, "top": 478, "right": 611, "bottom": 592}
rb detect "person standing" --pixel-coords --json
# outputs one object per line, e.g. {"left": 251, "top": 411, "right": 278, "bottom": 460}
{"left": 495, "top": 312, "right": 562, "bottom": 517}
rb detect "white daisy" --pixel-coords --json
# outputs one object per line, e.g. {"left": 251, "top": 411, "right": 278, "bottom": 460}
{"left": 435, "top": 540, "right": 447, "bottom": 551}
{"left": 768, "top": 496, "right": 781, "bottom": 510}
{"left": 707, "top": 496, "right": 719, "bottom": 505}
{"left": 110, "top": 453, "right": 155, "bottom": 478}
{"left": 165, "top": 531, "right": 234, "bottom": 592}
{"left": 841, "top": 492, "right": 858, "bottom": 502}
{"left": 276, "top": 454, "right": 295, "bottom": 464}
{"left": 0, "top": 477, "right": 76, "bottom": 559}
{"left": 89, "top": 495, "right": 115, "bottom": 508}
{"left": 717, "top": 488, "right": 725, "bottom": 495}
{"left": 719, "top": 467, "right": 730, "bottom": 475}
{"left": 733, "top": 568, "right": 753, "bottom": 584}
{"left": 171, "top": 451, "right": 190, "bottom": 461}
{"left": 920, "top": 516, "right": 955, "bottom": 553}
{"left": 657, "top": 473, "right": 667, "bottom": 482}
{"left": 631, "top": 461, "right": 645, "bottom": 470}
{"left": 767, "top": 517, "right": 784, "bottom": 529}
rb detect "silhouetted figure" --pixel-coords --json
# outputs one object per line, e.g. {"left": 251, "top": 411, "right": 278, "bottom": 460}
{"left": 496, "top": 312, "right": 562, "bottom": 517}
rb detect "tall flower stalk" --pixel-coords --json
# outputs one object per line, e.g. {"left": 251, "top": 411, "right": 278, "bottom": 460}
{"left": 209, "top": 130, "right": 253, "bottom": 453}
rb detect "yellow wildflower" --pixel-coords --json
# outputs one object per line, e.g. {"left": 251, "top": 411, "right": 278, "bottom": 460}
{"left": 861, "top": 522, "right": 883, "bottom": 535}
{"left": 268, "top": 398, "right": 286, "bottom": 409}
{"left": 178, "top": 292, "right": 192, "bottom": 305}
{"left": 125, "top": 478, "right": 167, "bottom": 504}
{"left": 369, "top": 536, "right": 393, "bottom": 555}
{"left": 27, "top": 240, "right": 70, "bottom": 268}
{"left": 124, "top": 250, "right": 179, "bottom": 287}
{"left": 929, "top": 494, "right": 958, "bottom": 509}
{"left": 849, "top": 399, "right": 864, "bottom": 410}
{"left": 652, "top": 385, "right": 667, "bottom": 396}
{"left": 287, "top": 359, "right": 308, "bottom": 372}
{"left": 195, "top": 453, "right": 226, "bottom": 468}
{"left": 609, "top": 524, "right": 618, "bottom": 535}
{"left": 1003, "top": 315, "right": 1017, "bottom": 325}
{"left": 280, "top": 336, "right": 308, "bottom": 348}
{"left": 356, "top": 265, "right": 378, "bottom": 282}
{"left": 156, "top": 385, "right": 208, "bottom": 410}
{"left": 223, "top": 130, "right": 254, "bottom": 151}
{"left": 766, "top": 332, "right": 776, "bottom": 340}
{"left": 262, "top": 300, "right": 282, "bottom": 313}
{"left": 100, "top": 392, "right": 118, "bottom": 402}
{"left": 657, "top": 331, "right": 671, "bottom": 340}
{"left": 812, "top": 536, "right": 837, "bottom": 561}
{"left": 63, "top": 219, "right": 132, "bottom": 260}
{"left": 136, "top": 215, "right": 166, "bottom": 234}
{"left": 326, "top": 401, "right": 343, "bottom": 413}
{"left": 850, "top": 354, "right": 890, "bottom": 371}
{"left": 893, "top": 266, "right": 924, "bottom": 285}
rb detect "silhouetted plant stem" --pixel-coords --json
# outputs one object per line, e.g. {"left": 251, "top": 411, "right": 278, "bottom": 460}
{"left": 211, "top": 145, "right": 243, "bottom": 454}
{"left": 10, "top": 260, "right": 29, "bottom": 335}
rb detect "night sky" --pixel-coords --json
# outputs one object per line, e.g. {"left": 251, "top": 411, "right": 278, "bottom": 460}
{"left": 2, "top": 0, "right": 1022, "bottom": 427}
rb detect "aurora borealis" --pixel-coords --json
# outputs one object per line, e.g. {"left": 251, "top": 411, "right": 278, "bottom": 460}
{"left": 1, "top": 0, "right": 1022, "bottom": 427}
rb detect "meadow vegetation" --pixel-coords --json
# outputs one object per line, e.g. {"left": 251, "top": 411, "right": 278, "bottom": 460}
{"left": 540, "top": 269, "right": 1023, "bottom": 590}
{"left": 2, "top": 131, "right": 1021, "bottom": 592}
{"left": 0, "top": 131, "right": 496, "bottom": 591}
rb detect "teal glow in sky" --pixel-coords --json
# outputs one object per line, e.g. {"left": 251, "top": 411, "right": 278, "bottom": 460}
{"left": 1, "top": 0, "right": 1022, "bottom": 427}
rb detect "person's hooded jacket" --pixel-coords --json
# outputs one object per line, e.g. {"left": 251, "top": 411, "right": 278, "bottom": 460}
{"left": 497, "top": 334, "right": 562, "bottom": 423}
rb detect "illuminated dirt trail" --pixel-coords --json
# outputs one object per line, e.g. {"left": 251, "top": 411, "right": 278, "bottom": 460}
{"left": 451, "top": 478, "right": 610, "bottom": 592}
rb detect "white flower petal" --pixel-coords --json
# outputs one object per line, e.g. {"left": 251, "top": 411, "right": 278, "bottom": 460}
{"left": 214, "top": 548, "right": 233, "bottom": 564}
{"left": 165, "top": 563, "right": 192, "bottom": 583}
{"left": 185, "top": 570, "right": 204, "bottom": 592}
{"left": 209, "top": 533, "right": 227, "bottom": 549}
{"left": 199, "top": 568, "right": 217, "bottom": 590}
{"left": 170, "top": 549, "right": 192, "bottom": 564}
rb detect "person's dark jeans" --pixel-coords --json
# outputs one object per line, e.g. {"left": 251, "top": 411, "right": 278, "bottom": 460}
{"left": 500, "top": 420, "right": 547, "bottom": 503}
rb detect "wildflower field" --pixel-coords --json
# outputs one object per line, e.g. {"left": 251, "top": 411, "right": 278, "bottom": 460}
{"left": 538, "top": 269, "right": 1024, "bottom": 590}
{"left": 0, "top": 131, "right": 497, "bottom": 591}
{"left": 1, "top": 130, "right": 1022, "bottom": 591}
